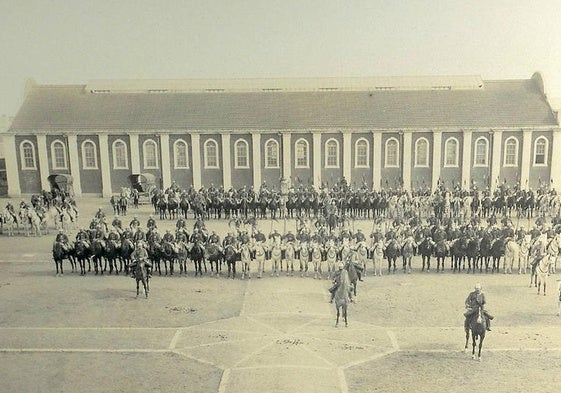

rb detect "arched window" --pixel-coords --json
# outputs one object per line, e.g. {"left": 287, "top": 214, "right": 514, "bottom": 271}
{"left": 444, "top": 137, "right": 459, "bottom": 167}
{"left": 20, "top": 140, "right": 36, "bottom": 169}
{"left": 173, "top": 139, "right": 189, "bottom": 169}
{"left": 325, "top": 138, "right": 339, "bottom": 168}
{"left": 204, "top": 139, "right": 219, "bottom": 168}
{"left": 385, "top": 138, "right": 399, "bottom": 167}
{"left": 51, "top": 140, "right": 67, "bottom": 169}
{"left": 143, "top": 139, "right": 158, "bottom": 169}
{"left": 112, "top": 139, "right": 128, "bottom": 169}
{"left": 474, "top": 137, "right": 488, "bottom": 167}
{"left": 295, "top": 138, "right": 309, "bottom": 168}
{"left": 234, "top": 139, "right": 249, "bottom": 168}
{"left": 81, "top": 140, "right": 98, "bottom": 169}
{"left": 414, "top": 138, "right": 429, "bottom": 167}
{"left": 533, "top": 136, "right": 548, "bottom": 166}
{"left": 264, "top": 139, "right": 279, "bottom": 168}
{"left": 355, "top": 138, "right": 369, "bottom": 168}
{"left": 504, "top": 137, "right": 519, "bottom": 167}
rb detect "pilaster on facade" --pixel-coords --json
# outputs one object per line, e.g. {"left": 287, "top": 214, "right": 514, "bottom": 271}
{"left": 490, "top": 130, "right": 503, "bottom": 192}
{"left": 313, "top": 132, "right": 322, "bottom": 189}
{"left": 221, "top": 134, "right": 232, "bottom": 190}
{"left": 520, "top": 130, "right": 532, "bottom": 190}
{"left": 191, "top": 134, "right": 202, "bottom": 190}
{"left": 36, "top": 134, "right": 50, "bottom": 191}
{"left": 551, "top": 129, "right": 561, "bottom": 187}
{"left": 432, "top": 131, "right": 442, "bottom": 190}
{"left": 4, "top": 134, "right": 21, "bottom": 197}
{"left": 282, "top": 133, "right": 291, "bottom": 182}
{"left": 67, "top": 134, "right": 82, "bottom": 196}
{"left": 160, "top": 133, "right": 171, "bottom": 190}
{"left": 129, "top": 133, "right": 141, "bottom": 174}
{"left": 98, "top": 134, "right": 113, "bottom": 197}
{"left": 342, "top": 131, "right": 352, "bottom": 183}
{"left": 461, "top": 130, "right": 472, "bottom": 189}
{"left": 402, "top": 132, "right": 412, "bottom": 191}
{"left": 252, "top": 133, "right": 262, "bottom": 190}
{"left": 372, "top": 131, "right": 382, "bottom": 190}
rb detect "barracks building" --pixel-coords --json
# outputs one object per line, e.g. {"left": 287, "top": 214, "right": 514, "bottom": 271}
{"left": 3, "top": 73, "right": 560, "bottom": 197}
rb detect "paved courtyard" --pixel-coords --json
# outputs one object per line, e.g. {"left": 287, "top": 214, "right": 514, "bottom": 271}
{"left": 1, "top": 198, "right": 561, "bottom": 392}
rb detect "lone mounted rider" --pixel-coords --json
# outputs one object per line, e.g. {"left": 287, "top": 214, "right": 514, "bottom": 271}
{"left": 129, "top": 240, "right": 152, "bottom": 278}
{"left": 464, "top": 283, "right": 493, "bottom": 331}
{"left": 329, "top": 262, "right": 353, "bottom": 303}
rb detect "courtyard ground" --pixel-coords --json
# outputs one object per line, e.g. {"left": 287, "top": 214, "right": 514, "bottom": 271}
{"left": 0, "top": 197, "right": 560, "bottom": 392}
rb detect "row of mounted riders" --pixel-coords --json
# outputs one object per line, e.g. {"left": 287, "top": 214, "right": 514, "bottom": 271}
{"left": 1, "top": 199, "right": 79, "bottom": 236}
{"left": 144, "top": 184, "right": 561, "bottom": 222}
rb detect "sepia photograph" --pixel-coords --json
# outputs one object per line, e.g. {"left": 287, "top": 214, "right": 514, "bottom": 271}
{"left": 1, "top": 1, "right": 561, "bottom": 392}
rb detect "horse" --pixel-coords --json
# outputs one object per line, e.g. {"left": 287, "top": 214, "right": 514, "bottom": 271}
{"left": 205, "top": 243, "right": 223, "bottom": 276}
{"left": 52, "top": 241, "right": 74, "bottom": 276}
{"left": 119, "top": 238, "right": 134, "bottom": 275}
{"left": 223, "top": 244, "right": 238, "bottom": 279}
{"left": 90, "top": 239, "right": 105, "bottom": 274}
{"left": 464, "top": 305, "right": 486, "bottom": 361}
{"left": 490, "top": 238, "right": 506, "bottom": 273}
{"left": 240, "top": 243, "right": 252, "bottom": 279}
{"left": 325, "top": 243, "right": 338, "bottom": 278}
{"left": 466, "top": 237, "right": 480, "bottom": 274}
{"left": 254, "top": 242, "right": 267, "bottom": 278}
{"left": 310, "top": 242, "right": 323, "bottom": 279}
{"left": 159, "top": 241, "right": 177, "bottom": 275}
{"left": 190, "top": 242, "right": 206, "bottom": 277}
{"left": 175, "top": 241, "right": 190, "bottom": 275}
{"left": 503, "top": 239, "right": 520, "bottom": 274}
{"left": 401, "top": 238, "right": 416, "bottom": 274}
{"left": 129, "top": 260, "right": 150, "bottom": 298}
{"left": 534, "top": 255, "right": 553, "bottom": 296}
{"left": 418, "top": 237, "right": 434, "bottom": 272}
{"left": 384, "top": 239, "right": 401, "bottom": 273}
{"left": 269, "top": 241, "right": 283, "bottom": 277}
{"left": 334, "top": 268, "right": 352, "bottom": 327}
{"left": 74, "top": 240, "right": 91, "bottom": 275}
{"left": 104, "top": 240, "right": 121, "bottom": 274}
{"left": 434, "top": 239, "right": 449, "bottom": 273}
{"left": 0, "top": 208, "right": 17, "bottom": 236}
{"left": 118, "top": 196, "right": 128, "bottom": 216}
{"left": 450, "top": 237, "right": 469, "bottom": 273}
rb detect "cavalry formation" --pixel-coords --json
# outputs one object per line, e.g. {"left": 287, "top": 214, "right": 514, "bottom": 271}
{"left": 1, "top": 190, "right": 79, "bottom": 237}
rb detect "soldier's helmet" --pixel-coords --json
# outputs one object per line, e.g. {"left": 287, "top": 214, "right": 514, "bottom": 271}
{"left": 338, "top": 262, "right": 344, "bottom": 270}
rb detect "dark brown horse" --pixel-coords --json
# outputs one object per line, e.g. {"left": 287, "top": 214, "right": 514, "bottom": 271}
{"left": 464, "top": 305, "right": 486, "bottom": 361}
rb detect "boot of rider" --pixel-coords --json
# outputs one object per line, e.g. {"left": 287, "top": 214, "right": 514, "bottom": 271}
{"left": 486, "top": 317, "right": 491, "bottom": 331}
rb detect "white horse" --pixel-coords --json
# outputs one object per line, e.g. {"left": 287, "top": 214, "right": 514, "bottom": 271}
{"left": 517, "top": 236, "right": 530, "bottom": 274}
{"left": 504, "top": 239, "right": 520, "bottom": 274}
{"left": 253, "top": 242, "right": 266, "bottom": 279}
{"left": 270, "top": 241, "right": 282, "bottom": 277}
{"left": 355, "top": 242, "right": 369, "bottom": 276}
{"left": 535, "top": 255, "right": 553, "bottom": 296}
{"left": 240, "top": 243, "right": 252, "bottom": 279}
{"left": 325, "top": 243, "right": 338, "bottom": 278}
{"left": 299, "top": 242, "right": 309, "bottom": 277}
{"left": 371, "top": 239, "right": 385, "bottom": 276}
{"left": 310, "top": 242, "right": 323, "bottom": 279}
{"left": 1, "top": 208, "right": 17, "bottom": 236}
{"left": 284, "top": 241, "right": 296, "bottom": 276}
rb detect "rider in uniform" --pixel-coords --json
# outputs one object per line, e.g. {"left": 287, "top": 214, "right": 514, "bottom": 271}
{"left": 94, "top": 207, "right": 105, "bottom": 220}
{"left": 130, "top": 240, "right": 152, "bottom": 277}
{"left": 162, "top": 229, "right": 174, "bottom": 243}
{"left": 328, "top": 262, "right": 347, "bottom": 303}
{"left": 55, "top": 229, "right": 71, "bottom": 252}
{"left": 147, "top": 215, "right": 157, "bottom": 230}
{"left": 464, "top": 283, "right": 493, "bottom": 331}
{"left": 129, "top": 215, "right": 140, "bottom": 230}
{"left": 75, "top": 228, "right": 91, "bottom": 248}
{"left": 112, "top": 215, "right": 123, "bottom": 235}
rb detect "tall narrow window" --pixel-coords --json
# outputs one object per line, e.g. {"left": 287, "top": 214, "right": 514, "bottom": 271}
{"left": 295, "top": 139, "right": 309, "bottom": 168}
{"left": 51, "top": 140, "right": 67, "bottom": 169}
{"left": 385, "top": 138, "right": 399, "bottom": 167}
{"left": 204, "top": 139, "right": 219, "bottom": 168}
{"left": 265, "top": 139, "right": 279, "bottom": 168}
{"left": 355, "top": 138, "right": 369, "bottom": 168}
{"left": 474, "top": 137, "right": 488, "bottom": 166}
{"left": 113, "top": 139, "right": 128, "bottom": 169}
{"left": 20, "top": 140, "right": 36, "bottom": 169}
{"left": 414, "top": 138, "right": 429, "bottom": 167}
{"left": 444, "top": 137, "right": 459, "bottom": 167}
{"left": 174, "top": 139, "right": 189, "bottom": 169}
{"left": 234, "top": 139, "right": 249, "bottom": 168}
{"left": 504, "top": 137, "right": 518, "bottom": 167}
{"left": 143, "top": 139, "right": 158, "bottom": 169}
{"left": 533, "top": 137, "right": 548, "bottom": 166}
{"left": 325, "top": 139, "right": 339, "bottom": 168}
{"left": 82, "top": 140, "right": 98, "bottom": 169}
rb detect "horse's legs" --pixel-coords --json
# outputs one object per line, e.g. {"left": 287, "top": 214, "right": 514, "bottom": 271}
{"left": 343, "top": 305, "right": 348, "bottom": 327}
{"left": 478, "top": 335, "right": 484, "bottom": 360}
{"left": 464, "top": 329, "right": 470, "bottom": 352}
{"left": 136, "top": 279, "right": 140, "bottom": 298}
{"left": 336, "top": 306, "right": 340, "bottom": 327}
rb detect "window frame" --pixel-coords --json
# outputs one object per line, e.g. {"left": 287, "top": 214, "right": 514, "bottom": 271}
{"left": 503, "top": 136, "right": 519, "bottom": 167}
{"left": 81, "top": 139, "right": 98, "bottom": 170}
{"left": 354, "top": 138, "right": 370, "bottom": 168}
{"left": 324, "top": 138, "right": 340, "bottom": 168}
{"left": 384, "top": 137, "right": 400, "bottom": 168}
{"left": 295, "top": 138, "right": 310, "bottom": 168}
{"left": 51, "top": 140, "right": 68, "bottom": 170}
{"left": 20, "top": 140, "right": 37, "bottom": 170}
{"left": 204, "top": 138, "right": 220, "bottom": 169}
{"left": 173, "top": 139, "right": 189, "bottom": 169}
{"left": 473, "top": 136, "right": 489, "bottom": 167}
{"left": 414, "top": 137, "right": 429, "bottom": 168}
{"left": 264, "top": 138, "right": 280, "bottom": 169}
{"left": 142, "top": 139, "right": 159, "bottom": 169}
{"left": 112, "top": 139, "right": 129, "bottom": 170}
{"left": 443, "top": 137, "right": 459, "bottom": 168}
{"left": 533, "top": 136, "right": 548, "bottom": 167}
{"left": 234, "top": 139, "right": 250, "bottom": 169}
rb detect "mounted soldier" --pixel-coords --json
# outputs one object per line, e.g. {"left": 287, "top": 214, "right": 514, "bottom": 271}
{"left": 464, "top": 283, "right": 493, "bottom": 331}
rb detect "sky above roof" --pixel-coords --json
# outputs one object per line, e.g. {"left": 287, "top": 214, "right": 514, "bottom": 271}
{"left": 1, "top": 1, "right": 560, "bottom": 116}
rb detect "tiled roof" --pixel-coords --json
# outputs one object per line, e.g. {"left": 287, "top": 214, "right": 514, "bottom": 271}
{"left": 8, "top": 77, "right": 558, "bottom": 132}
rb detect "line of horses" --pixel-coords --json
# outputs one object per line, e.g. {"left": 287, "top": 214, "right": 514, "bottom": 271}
{"left": 1, "top": 204, "right": 79, "bottom": 237}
